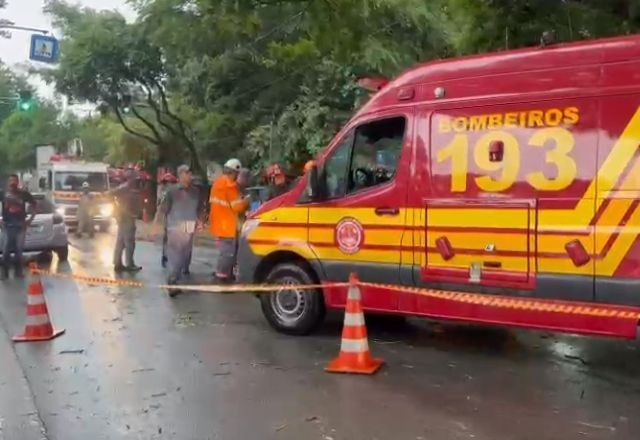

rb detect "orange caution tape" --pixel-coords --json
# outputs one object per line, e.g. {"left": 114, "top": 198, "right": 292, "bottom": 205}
{"left": 30, "top": 268, "right": 346, "bottom": 293}
{"left": 358, "top": 282, "right": 640, "bottom": 321}
{"left": 32, "top": 268, "right": 144, "bottom": 288}
{"left": 29, "top": 268, "right": 640, "bottom": 320}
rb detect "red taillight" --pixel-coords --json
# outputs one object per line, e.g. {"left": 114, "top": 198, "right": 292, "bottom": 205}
{"left": 53, "top": 214, "right": 64, "bottom": 225}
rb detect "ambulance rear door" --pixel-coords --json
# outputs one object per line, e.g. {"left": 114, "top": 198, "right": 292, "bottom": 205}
{"left": 415, "top": 99, "right": 598, "bottom": 301}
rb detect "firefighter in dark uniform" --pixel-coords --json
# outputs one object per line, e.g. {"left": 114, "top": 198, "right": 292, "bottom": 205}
{"left": 109, "top": 170, "right": 142, "bottom": 273}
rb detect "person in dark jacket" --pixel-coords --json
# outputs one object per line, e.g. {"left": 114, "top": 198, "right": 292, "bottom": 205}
{"left": 109, "top": 170, "right": 142, "bottom": 273}
{"left": 0, "top": 174, "right": 36, "bottom": 279}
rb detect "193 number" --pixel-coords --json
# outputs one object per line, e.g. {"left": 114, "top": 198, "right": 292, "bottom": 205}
{"left": 436, "top": 127, "right": 577, "bottom": 192}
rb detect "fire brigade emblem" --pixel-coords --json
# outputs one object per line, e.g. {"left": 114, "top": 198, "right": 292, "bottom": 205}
{"left": 335, "top": 217, "right": 364, "bottom": 255}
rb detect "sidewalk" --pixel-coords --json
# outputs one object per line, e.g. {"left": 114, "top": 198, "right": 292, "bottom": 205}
{"left": 0, "top": 321, "right": 47, "bottom": 440}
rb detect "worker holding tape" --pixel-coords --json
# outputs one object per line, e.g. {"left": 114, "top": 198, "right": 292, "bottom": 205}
{"left": 153, "top": 164, "right": 204, "bottom": 297}
{"left": 209, "top": 158, "right": 250, "bottom": 284}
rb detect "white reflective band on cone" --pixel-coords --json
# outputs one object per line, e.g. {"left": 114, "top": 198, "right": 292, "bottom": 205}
{"left": 26, "top": 315, "right": 50, "bottom": 326}
{"left": 347, "top": 286, "right": 362, "bottom": 301}
{"left": 27, "top": 293, "right": 46, "bottom": 306}
{"left": 340, "top": 338, "right": 369, "bottom": 353}
{"left": 344, "top": 312, "right": 365, "bottom": 327}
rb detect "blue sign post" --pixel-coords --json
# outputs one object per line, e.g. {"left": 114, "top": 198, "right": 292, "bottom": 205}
{"left": 29, "top": 34, "right": 59, "bottom": 63}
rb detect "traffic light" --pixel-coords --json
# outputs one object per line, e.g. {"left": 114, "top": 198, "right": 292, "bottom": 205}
{"left": 17, "top": 90, "right": 34, "bottom": 112}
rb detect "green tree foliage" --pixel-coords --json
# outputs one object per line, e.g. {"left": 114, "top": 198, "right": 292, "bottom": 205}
{"left": 43, "top": 0, "right": 640, "bottom": 176}
{"left": 0, "top": 64, "right": 19, "bottom": 124}
{"left": 0, "top": 103, "right": 76, "bottom": 172}
{"left": 45, "top": 0, "right": 203, "bottom": 173}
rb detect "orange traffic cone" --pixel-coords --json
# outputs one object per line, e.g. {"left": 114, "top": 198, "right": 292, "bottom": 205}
{"left": 325, "top": 273, "right": 383, "bottom": 374}
{"left": 13, "top": 268, "right": 65, "bottom": 343}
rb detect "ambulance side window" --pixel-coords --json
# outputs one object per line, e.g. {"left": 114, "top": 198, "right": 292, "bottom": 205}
{"left": 321, "top": 133, "right": 353, "bottom": 199}
{"left": 347, "top": 117, "right": 405, "bottom": 193}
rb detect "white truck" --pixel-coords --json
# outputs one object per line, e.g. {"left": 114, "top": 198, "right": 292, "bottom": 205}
{"left": 38, "top": 157, "right": 113, "bottom": 231}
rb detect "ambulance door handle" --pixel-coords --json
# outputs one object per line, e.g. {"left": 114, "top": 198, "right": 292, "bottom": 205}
{"left": 375, "top": 207, "right": 399, "bottom": 216}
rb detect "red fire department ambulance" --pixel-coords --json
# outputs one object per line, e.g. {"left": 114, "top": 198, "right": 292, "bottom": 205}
{"left": 237, "top": 35, "right": 640, "bottom": 338}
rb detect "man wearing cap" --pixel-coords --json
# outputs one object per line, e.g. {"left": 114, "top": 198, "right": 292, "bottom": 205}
{"left": 109, "top": 170, "right": 142, "bottom": 273}
{"left": 153, "top": 164, "right": 204, "bottom": 296}
{"left": 209, "top": 158, "right": 250, "bottom": 283}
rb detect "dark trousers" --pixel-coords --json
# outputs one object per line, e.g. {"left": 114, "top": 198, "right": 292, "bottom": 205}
{"left": 77, "top": 212, "right": 94, "bottom": 237}
{"left": 114, "top": 220, "right": 136, "bottom": 267}
{"left": 166, "top": 228, "right": 194, "bottom": 283}
{"left": 2, "top": 225, "right": 26, "bottom": 273}
{"left": 215, "top": 238, "right": 237, "bottom": 279}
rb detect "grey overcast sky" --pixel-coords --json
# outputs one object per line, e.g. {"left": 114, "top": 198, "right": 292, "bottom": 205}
{"left": 0, "top": 0, "right": 135, "bottom": 113}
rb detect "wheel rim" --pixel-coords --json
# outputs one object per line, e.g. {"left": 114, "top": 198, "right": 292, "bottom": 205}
{"left": 270, "top": 277, "right": 306, "bottom": 324}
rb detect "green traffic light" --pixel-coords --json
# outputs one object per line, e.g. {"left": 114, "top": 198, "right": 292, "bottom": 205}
{"left": 17, "top": 90, "right": 34, "bottom": 112}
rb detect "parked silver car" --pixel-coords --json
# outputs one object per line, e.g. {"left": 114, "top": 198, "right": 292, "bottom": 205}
{"left": 0, "top": 193, "right": 69, "bottom": 261}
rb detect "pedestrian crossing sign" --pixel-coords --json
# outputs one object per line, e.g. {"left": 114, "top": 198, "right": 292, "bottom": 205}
{"left": 29, "top": 34, "right": 59, "bottom": 63}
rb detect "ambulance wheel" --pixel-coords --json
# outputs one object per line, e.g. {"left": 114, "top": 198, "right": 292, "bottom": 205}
{"left": 260, "top": 263, "right": 325, "bottom": 335}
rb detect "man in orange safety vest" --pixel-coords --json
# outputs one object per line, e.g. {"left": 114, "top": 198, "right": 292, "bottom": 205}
{"left": 209, "top": 158, "right": 250, "bottom": 283}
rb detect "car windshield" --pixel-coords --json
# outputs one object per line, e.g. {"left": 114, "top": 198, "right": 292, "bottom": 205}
{"left": 54, "top": 172, "right": 108, "bottom": 192}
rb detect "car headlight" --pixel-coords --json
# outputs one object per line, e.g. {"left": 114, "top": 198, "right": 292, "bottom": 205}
{"left": 55, "top": 206, "right": 65, "bottom": 216}
{"left": 99, "top": 203, "right": 114, "bottom": 217}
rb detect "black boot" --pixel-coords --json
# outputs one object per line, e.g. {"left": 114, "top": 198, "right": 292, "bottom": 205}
{"left": 114, "top": 264, "right": 126, "bottom": 273}
{"left": 161, "top": 256, "right": 167, "bottom": 268}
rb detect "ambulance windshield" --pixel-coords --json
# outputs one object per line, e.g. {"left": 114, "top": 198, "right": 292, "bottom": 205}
{"left": 54, "top": 172, "right": 109, "bottom": 192}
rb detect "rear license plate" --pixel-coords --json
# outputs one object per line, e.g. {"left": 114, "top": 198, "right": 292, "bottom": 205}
{"left": 29, "top": 225, "right": 44, "bottom": 233}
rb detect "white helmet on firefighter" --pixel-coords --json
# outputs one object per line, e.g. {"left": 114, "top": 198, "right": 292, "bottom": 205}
{"left": 224, "top": 158, "right": 242, "bottom": 172}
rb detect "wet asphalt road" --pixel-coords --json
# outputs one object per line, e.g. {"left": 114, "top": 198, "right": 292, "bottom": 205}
{"left": 1, "top": 232, "right": 640, "bottom": 440}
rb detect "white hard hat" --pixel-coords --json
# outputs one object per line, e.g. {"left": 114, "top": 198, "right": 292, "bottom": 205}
{"left": 82, "top": 181, "right": 89, "bottom": 188}
{"left": 224, "top": 158, "right": 242, "bottom": 171}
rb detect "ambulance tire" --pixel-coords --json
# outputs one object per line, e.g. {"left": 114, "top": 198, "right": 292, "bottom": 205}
{"left": 260, "top": 263, "right": 325, "bottom": 335}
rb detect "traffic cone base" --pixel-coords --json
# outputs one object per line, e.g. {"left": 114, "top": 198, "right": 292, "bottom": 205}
{"left": 325, "top": 353, "right": 383, "bottom": 374}
{"left": 13, "top": 328, "right": 65, "bottom": 343}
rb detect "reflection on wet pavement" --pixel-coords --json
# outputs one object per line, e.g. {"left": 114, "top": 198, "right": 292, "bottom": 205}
{"left": 0, "top": 232, "right": 638, "bottom": 440}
